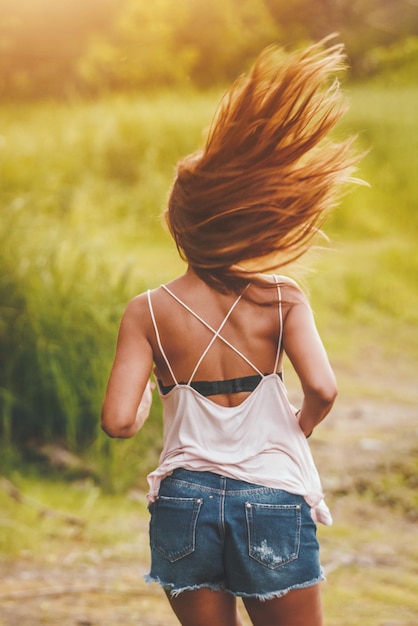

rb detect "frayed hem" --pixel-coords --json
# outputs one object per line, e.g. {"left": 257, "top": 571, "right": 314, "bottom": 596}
{"left": 144, "top": 571, "right": 325, "bottom": 600}
{"left": 144, "top": 574, "right": 225, "bottom": 597}
{"left": 230, "top": 572, "right": 326, "bottom": 601}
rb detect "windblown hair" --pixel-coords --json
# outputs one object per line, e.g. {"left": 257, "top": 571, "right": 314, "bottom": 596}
{"left": 165, "top": 38, "right": 361, "bottom": 293}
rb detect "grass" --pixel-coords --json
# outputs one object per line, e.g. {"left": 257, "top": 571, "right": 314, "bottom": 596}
{"left": 1, "top": 84, "right": 418, "bottom": 486}
{"left": 0, "top": 480, "right": 141, "bottom": 554}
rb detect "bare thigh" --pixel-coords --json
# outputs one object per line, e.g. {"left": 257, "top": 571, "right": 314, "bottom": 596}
{"left": 243, "top": 584, "right": 323, "bottom": 626}
{"left": 166, "top": 588, "right": 244, "bottom": 626}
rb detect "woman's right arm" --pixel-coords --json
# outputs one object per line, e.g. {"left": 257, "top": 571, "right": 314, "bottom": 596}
{"left": 101, "top": 296, "right": 154, "bottom": 439}
{"left": 282, "top": 298, "right": 337, "bottom": 437}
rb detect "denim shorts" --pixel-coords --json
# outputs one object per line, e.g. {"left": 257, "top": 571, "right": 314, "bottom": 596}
{"left": 145, "top": 468, "right": 324, "bottom": 599}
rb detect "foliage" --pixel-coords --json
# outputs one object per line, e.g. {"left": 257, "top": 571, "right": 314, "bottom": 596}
{"left": 0, "top": 0, "right": 120, "bottom": 98}
{"left": 362, "top": 36, "right": 418, "bottom": 85}
{"left": 80, "top": 0, "right": 278, "bottom": 91}
{"left": 265, "top": 0, "right": 418, "bottom": 75}
{"left": 1, "top": 0, "right": 418, "bottom": 98}
{"left": 1, "top": 85, "right": 418, "bottom": 490}
{"left": 0, "top": 93, "right": 214, "bottom": 487}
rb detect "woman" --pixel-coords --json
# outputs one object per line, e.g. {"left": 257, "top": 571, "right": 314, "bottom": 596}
{"left": 102, "top": 39, "right": 359, "bottom": 626}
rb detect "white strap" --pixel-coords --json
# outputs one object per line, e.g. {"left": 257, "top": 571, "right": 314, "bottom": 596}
{"left": 147, "top": 290, "right": 178, "bottom": 384}
{"left": 161, "top": 284, "right": 264, "bottom": 381}
{"left": 187, "top": 292, "right": 245, "bottom": 384}
{"left": 273, "top": 275, "right": 284, "bottom": 373}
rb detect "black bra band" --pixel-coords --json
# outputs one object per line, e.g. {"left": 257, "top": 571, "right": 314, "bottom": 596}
{"left": 157, "top": 372, "right": 282, "bottom": 397}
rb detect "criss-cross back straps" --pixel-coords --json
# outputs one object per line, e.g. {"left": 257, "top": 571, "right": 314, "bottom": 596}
{"left": 160, "top": 284, "right": 264, "bottom": 384}
{"left": 147, "top": 279, "right": 284, "bottom": 387}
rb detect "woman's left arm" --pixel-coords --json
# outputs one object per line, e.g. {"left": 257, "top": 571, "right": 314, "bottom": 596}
{"left": 101, "top": 296, "right": 154, "bottom": 439}
{"left": 282, "top": 298, "right": 338, "bottom": 438}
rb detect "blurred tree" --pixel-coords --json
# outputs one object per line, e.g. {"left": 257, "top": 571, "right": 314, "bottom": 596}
{"left": 264, "top": 0, "right": 418, "bottom": 75}
{"left": 0, "top": 0, "right": 120, "bottom": 98}
{"left": 171, "top": 0, "right": 280, "bottom": 86}
{"left": 0, "top": 0, "right": 417, "bottom": 98}
{"left": 79, "top": 0, "right": 280, "bottom": 91}
{"left": 363, "top": 35, "right": 418, "bottom": 84}
{"left": 78, "top": 0, "right": 196, "bottom": 90}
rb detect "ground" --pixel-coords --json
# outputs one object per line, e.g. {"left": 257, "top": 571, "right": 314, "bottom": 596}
{"left": 0, "top": 392, "right": 417, "bottom": 626}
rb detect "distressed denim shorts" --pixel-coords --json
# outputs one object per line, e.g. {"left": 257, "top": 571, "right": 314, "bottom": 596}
{"left": 145, "top": 468, "right": 324, "bottom": 599}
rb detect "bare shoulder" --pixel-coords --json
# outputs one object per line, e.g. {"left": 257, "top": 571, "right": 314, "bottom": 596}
{"left": 281, "top": 277, "right": 308, "bottom": 301}
{"left": 258, "top": 274, "right": 308, "bottom": 305}
{"left": 119, "top": 290, "right": 156, "bottom": 335}
{"left": 124, "top": 291, "right": 150, "bottom": 315}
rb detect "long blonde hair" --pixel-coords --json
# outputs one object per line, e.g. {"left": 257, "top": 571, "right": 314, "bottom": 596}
{"left": 165, "top": 38, "right": 360, "bottom": 293}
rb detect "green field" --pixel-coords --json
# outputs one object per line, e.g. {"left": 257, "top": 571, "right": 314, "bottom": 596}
{"left": 1, "top": 84, "right": 417, "bottom": 484}
{"left": 1, "top": 82, "right": 418, "bottom": 624}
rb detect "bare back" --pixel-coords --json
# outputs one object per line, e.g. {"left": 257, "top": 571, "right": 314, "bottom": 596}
{"left": 146, "top": 271, "right": 295, "bottom": 407}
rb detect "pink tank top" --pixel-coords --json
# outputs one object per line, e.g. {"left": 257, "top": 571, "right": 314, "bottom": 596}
{"left": 146, "top": 280, "right": 332, "bottom": 525}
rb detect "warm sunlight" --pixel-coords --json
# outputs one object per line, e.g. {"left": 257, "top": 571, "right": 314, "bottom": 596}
{"left": 1, "top": 1, "right": 418, "bottom": 624}
{"left": 2, "top": 0, "right": 417, "bottom": 97}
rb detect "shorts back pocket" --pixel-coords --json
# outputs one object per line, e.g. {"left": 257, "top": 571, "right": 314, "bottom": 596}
{"left": 150, "top": 496, "right": 202, "bottom": 563}
{"left": 245, "top": 502, "right": 302, "bottom": 569}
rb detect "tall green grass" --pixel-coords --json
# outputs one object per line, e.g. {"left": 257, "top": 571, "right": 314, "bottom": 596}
{"left": 1, "top": 86, "right": 417, "bottom": 489}
{"left": 304, "top": 85, "right": 418, "bottom": 401}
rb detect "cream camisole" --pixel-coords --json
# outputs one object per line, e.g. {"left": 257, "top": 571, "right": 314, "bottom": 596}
{"left": 146, "top": 280, "right": 332, "bottom": 525}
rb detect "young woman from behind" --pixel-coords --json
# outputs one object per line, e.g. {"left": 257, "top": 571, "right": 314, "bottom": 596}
{"left": 102, "top": 38, "right": 360, "bottom": 626}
